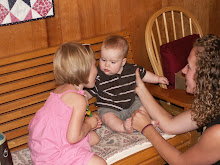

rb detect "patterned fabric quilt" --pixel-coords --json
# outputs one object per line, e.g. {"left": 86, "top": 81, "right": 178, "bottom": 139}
{"left": 0, "top": 0, "right": 54, "bottom": 26}
{"left": 12, "top": 125, "right": 175, "bottom": 165}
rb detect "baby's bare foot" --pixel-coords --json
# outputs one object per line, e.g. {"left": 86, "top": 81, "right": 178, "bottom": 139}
{"left": 123, "top": 117, "right": 134, "bottom": 134}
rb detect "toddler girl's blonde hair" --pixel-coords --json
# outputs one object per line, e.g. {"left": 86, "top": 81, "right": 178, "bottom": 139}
{"left": 53, "top": 42, "right": 95, "bottom": 86}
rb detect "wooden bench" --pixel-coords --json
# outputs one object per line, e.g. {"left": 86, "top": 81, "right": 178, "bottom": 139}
{"left": 0, "top": 31, "right": 198, "bottom": 164}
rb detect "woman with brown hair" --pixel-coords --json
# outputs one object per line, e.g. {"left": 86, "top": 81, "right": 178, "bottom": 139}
{"left": 132, "top": 34, "right": 220, "bottom": 165}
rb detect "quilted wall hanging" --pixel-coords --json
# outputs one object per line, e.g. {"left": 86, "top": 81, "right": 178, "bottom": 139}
{"left": 0, "top": 0, "right": 55, "bottom": 26}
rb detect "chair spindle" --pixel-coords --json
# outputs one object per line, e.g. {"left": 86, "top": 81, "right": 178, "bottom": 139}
{"left": 162, "top": 13, "right": 169, "bottom": 43}
{"left": 171, "top": 11, "right": 177, "bottom": 40}
{"left": 180, "top": 12, "right": 185, "bottom": 37}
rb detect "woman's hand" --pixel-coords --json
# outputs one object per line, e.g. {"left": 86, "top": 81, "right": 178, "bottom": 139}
{"left": 92, "top": 114, "right": 102, "bottom": 130}
{"left": 131, "top": 110, "right": 151, "bottom": 132}
{"left": 135, "top": 68, "right": 147, "bottom": 95}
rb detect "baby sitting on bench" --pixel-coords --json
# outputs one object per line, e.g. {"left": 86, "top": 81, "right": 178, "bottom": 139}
{"left": 85, "top": 35, "right": 168, "bottom": 134}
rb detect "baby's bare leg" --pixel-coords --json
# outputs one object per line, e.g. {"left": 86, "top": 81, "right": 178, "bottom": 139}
{"left": 102, "top": 113, "right": 133, "bottom": 133}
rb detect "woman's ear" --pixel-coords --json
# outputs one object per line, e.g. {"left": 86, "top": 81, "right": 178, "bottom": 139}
{"left": 122, "top": 58, "right": 127, "bottom": 66}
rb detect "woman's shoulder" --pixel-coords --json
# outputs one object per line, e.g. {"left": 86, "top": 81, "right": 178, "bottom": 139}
{"left": 201, "top": 124, "right": 220, "bottom": 149}
{"left": 205, "top": 124, "right": 220, "bottom": 137}
{"left": 195, "top": 124, "right": 220, "bottom": 164}
{"left": 201, "top": 124, "right": 220, "bottom": 164}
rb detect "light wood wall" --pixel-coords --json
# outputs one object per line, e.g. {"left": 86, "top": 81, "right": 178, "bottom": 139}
{"left": 0, "top": 0, "right": 219, "bottom": 72}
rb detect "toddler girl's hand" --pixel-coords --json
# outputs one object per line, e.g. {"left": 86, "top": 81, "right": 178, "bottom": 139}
{"left": 85, "top": 114, "right": 102, "bottom": 130}
{"left": 92, "top": 114, "right": 102, "bottom": 130}
{"left": 85, "top": 116, "right": 98, "bottom": 130}
{"left": 158, "top": 76, "right": 169, "bottom": 85}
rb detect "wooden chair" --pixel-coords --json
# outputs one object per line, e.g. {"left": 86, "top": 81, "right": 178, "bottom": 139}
{"left": 145, "top": 6, "right": 203, "bottom": 116}
{"left": 145, "top": 6, "right": 203, "bottom": 89}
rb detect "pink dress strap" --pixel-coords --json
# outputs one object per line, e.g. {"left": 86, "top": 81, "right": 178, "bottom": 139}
{"left": 59, "top": 89, "right": 85, "bottom": 97}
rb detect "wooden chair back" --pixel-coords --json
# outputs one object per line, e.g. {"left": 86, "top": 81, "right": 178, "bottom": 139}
{"left": 145, "top": 6, "right": 203, "bottom": 88}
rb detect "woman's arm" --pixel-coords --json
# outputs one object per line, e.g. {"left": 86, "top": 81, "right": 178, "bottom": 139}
{"left": 132, "top": 112, "right": 220, "bottom": 165}
{"left": 135, "top": 68, "right": 198, "bottom": 134}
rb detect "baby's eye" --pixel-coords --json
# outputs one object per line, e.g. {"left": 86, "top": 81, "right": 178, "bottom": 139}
{"left": 101, "top": 58, "right": 106, "bottom": 62}
{"left": 111, "top": 61, "right": 116, "bottom": 64}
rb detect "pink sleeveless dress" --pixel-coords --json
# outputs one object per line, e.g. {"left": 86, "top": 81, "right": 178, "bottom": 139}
{"left": 28, "top": 90, "right": 94, "bottom": 165}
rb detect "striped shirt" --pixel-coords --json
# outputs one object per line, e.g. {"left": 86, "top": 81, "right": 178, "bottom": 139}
{"left": 87, "top": 63, "right": 146, "bottom": 111}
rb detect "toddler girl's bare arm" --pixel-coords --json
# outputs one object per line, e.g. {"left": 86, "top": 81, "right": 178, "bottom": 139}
{"left": 65, "top": 94, "right": 97, "bottom": 144}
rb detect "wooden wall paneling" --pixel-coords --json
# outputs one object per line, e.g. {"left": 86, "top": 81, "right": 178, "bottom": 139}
{"left": 31, "top": 20, "right": 49, "bottom": 50}
{"left": 0, "top": 26, "right": 14, "bottom": 58}
{"left": 162, "top": 0, "right": 184, "bottom": 7}
{"left": 209, "top": 0, "right": 220, "bottom": 36}
{"left": 11, "top": 22, "right": 34, "bottom": 54}
{"left": 46, "top": 0, "right": 63, "bottom": 47}
{"left": 91, "top": 0, "right": 106, "bottom": 37}
{"left": 128, "top": 0, "right": 162, "bottom": 72}
{"left": 0, "top": 20, "right": 48, "bottom": 58}
{"left": 58, "top": 0, "right": 81, "bottom": 42}
{"left": 104, "top": 0, "right": 122, "bottom": 33}
{"left": 215, "top": 0, "right": 220, "bottom": 36}
{"left": 183, "top": 0, "right": 209, "bottom": 35}
{"left": 77, "top": 0, "right": 105, "bottom": 39}
{"left": 119, "top": 0, "right": 132, "bottom": 31}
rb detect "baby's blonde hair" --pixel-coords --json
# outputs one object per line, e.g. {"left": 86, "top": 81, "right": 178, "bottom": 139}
{"left": 53, "top": 42, "right": 95, "bottom": 86}
{"left": 102, "top": 35, "right": 129, "bottom": 58}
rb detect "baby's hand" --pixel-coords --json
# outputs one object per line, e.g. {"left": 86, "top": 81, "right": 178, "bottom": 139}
{"left": 158, "top": 76, "right": 169, "bottom": 85}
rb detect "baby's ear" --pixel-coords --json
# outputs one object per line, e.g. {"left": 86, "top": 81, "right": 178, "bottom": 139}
{"left": 122, "top": 58, "right": 127, "bottom": 66}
